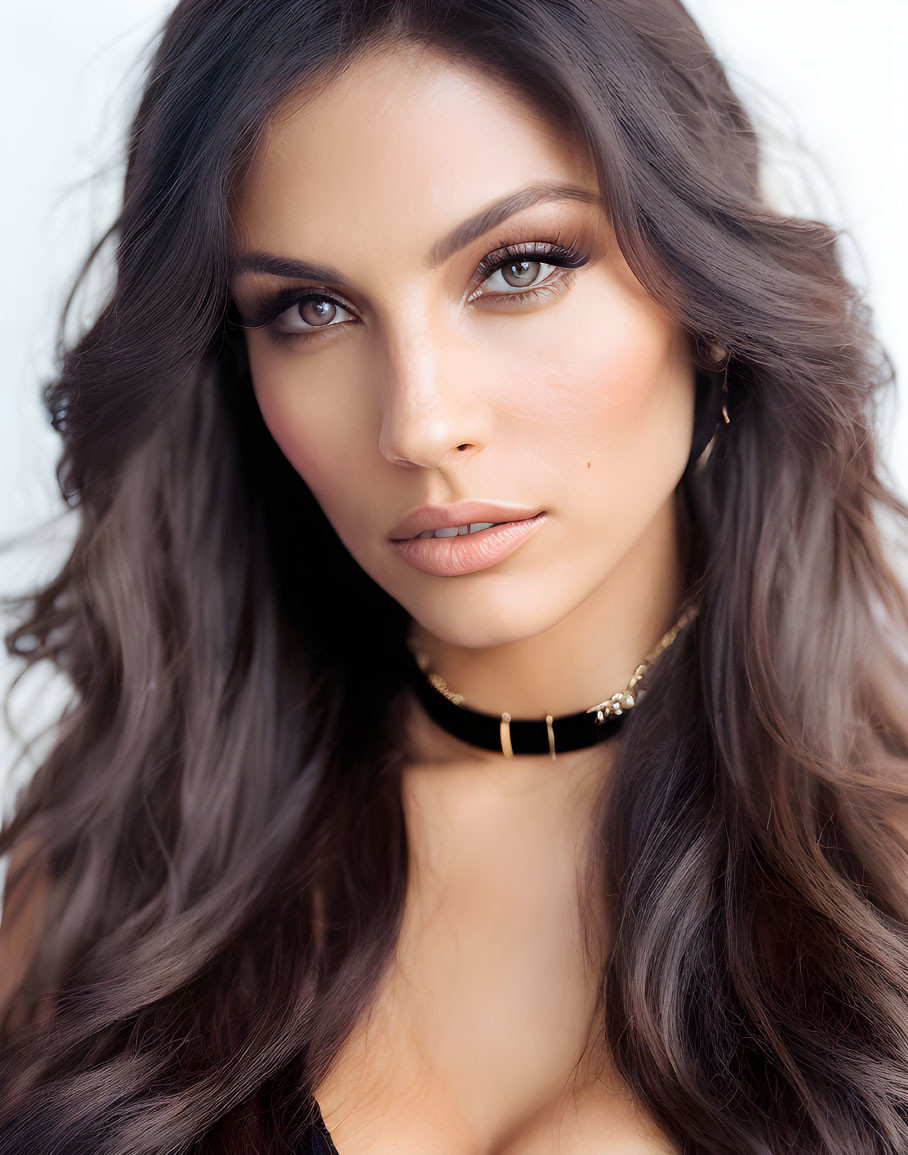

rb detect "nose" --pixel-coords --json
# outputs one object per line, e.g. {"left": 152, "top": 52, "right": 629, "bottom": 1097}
{"left": 377, "top": 326, "right": 492, "bottom": 470}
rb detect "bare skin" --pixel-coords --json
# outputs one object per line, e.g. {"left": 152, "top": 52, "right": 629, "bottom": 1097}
{"left": 311, "top": 714, "right": 681, "bottom": 1154}
{"left": 230, "top": 40, "right": 692, "bottom": 1154}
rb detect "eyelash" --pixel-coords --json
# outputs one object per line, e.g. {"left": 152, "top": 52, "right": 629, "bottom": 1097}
{"left": 238, "top": 239, "right": 591, "bottom": 347}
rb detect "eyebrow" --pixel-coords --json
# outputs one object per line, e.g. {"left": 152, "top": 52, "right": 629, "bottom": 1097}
{"left": 229, "top": 180, "right": 600, "bottom": 284}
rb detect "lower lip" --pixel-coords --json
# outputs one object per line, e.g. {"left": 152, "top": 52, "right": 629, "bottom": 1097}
{"left": 389, "top": 513, "right": 548, "bottom": 577}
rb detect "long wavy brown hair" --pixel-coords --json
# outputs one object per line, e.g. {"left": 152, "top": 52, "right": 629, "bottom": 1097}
{"left": 2, "top": 1, "right": 908, "bottom": 1151}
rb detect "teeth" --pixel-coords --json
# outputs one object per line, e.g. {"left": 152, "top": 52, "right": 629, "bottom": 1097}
{"left": 417, "top": 521, "right": 500, "bottom": 540}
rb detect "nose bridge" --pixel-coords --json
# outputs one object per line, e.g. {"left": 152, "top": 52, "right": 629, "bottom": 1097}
{"left": 377, "top": 306, "right": 490, "bottom": 469}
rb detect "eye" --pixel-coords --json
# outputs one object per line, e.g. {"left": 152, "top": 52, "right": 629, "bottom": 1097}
{"left": 475, "top": 257, "right": 554, "bottom": 297}
{"left": 467, "top": 240, "right": 590, "bottom": 305}
{"left": 272, "top": 294, "right": 356, "bottom": 336}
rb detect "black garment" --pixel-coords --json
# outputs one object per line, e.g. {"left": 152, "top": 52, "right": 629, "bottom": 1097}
{"left": 297, "top": 1098, "right": 340, "bottom": 1155}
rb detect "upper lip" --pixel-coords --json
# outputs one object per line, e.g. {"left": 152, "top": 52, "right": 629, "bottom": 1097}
{"left": 388, "top": 501, "right": 544, "bottom": 541}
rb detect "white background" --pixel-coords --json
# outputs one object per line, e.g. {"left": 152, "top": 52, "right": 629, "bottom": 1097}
{"left": 2, "top": 1, "right": 907, "bottom": 807}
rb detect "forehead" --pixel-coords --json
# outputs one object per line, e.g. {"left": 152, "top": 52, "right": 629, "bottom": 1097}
{"left": 232, "top": 43, "right": 597, "bottom": 259}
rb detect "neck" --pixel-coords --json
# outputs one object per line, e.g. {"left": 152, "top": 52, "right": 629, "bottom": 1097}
{"left": 408, "top": 495, "right": 688, "bottom": 721}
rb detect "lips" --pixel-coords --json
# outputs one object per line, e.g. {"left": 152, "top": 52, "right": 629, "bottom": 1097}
{"left": 388, "top": 500, "right": 544, "bottom": 542}
{"left": 388, "top": 511, "right": 548, "bottom": 577}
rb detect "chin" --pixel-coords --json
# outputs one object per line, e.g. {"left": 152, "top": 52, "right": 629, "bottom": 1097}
{"left": 393, "top": 574, "right": 580, "bottom": 650}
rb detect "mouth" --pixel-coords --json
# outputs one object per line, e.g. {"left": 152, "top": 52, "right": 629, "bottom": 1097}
{"left": 388, "top": 512, "right": 548, "bottom": 577}
{"left": 388, "top": 500, "right": 545, "bottom": 542}
{"left": 412, "top": 519, "right": 507, "bottom": 540}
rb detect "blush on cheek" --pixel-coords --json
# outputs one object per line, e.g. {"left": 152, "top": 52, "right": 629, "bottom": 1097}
{"left": 248, "top": 373, "right": 320, "bottom": 483}
{"left": 574, "top": 346, "right": 694, "bottom": 509}
{"left": 599, "top": 323, "right": 690, "bottom": 434}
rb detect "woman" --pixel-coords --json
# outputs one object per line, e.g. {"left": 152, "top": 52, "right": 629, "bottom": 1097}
{"left": 2, "top": 0, "right": 907, "bottom": 1152}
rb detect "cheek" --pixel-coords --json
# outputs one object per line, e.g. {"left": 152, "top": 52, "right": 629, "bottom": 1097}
{"left": 578, "top": 336, "right": 695, "bottom": 531}
{"left": 247, "top": 344, "right": 362, "bottom": 514}
{"left": 495, "top": 284, "right": 695, "bottom": 499}
{"left": 586, "top": 327, "right": 694, "bottom": 468}
{"left": 471, "top": 281, "right": 696, "bottom": 607}
{"left": 252, "top": 371, "right": 317, "bottom": 472}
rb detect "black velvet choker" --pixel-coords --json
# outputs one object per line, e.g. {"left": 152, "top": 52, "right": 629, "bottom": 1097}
{"left": 404, "top": 603, "right": 698, "bottom": 760}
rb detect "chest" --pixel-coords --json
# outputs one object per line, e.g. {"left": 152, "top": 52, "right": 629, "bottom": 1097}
{"left": 312, "top": 756, "right": 680, "bottom": 1154}
{"left": 311, "top": 945, "right": 678, "bottom": 1154}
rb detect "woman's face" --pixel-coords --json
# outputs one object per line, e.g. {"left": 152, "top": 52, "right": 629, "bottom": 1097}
{"left": 231, "top": 44, "right": 695, "bottom": 650}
